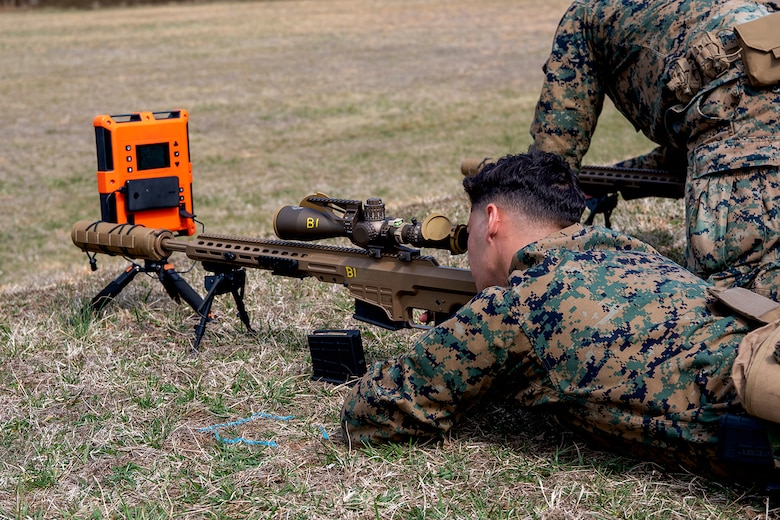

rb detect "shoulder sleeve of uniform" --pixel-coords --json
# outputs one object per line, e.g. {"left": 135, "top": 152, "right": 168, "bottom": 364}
{"left": 529, "top": 0, "right": 604, "bottom": 168}
{"left": 340, "top": 286, "right": 528, "bottom": 445}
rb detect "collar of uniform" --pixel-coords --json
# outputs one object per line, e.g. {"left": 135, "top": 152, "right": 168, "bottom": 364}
{"left": 507, "top": 223, "right": 660, "bottom": 275}
{"left": 508, "top": 223, "right": 586, "bottom": 273}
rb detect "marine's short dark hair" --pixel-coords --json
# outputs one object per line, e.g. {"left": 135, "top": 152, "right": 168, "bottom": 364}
{"left": 462, "top": 150, "right": 586, "bottom": 227}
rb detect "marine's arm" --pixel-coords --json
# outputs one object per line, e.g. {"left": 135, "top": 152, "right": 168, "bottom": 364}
{"left": 529, "top": 0, "right": 604, "bottom": 169}
{"left": 340, "top": 287, "right": 531, "bottom": 444}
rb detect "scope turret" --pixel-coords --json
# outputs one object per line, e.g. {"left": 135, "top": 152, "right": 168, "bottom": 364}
{"left": 273, "top": 194, "right": 468, "bottom": 258}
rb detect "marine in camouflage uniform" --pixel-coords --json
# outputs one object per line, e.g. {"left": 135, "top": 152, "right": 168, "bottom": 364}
{"left": 528, "top": 0, "right": 780, "bottom": 299}
{"left": 341, "top": 151, "right": 764, "bottom": 477}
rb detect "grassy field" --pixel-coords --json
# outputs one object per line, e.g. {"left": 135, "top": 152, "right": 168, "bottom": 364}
{"left": 0, "top": 0, "right": 775, "bottom": 518}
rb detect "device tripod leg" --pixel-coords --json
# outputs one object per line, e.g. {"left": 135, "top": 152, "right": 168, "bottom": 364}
{"left": 158, "top": 262, "right": 205, "bottom": 314}
{"left": 91, "top": 264, "right": 141, "bottom": 312}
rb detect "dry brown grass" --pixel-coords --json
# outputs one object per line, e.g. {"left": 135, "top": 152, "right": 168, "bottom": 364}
{"left": 0, "top": 0, "right": 776, "bottom": 518}
{"left": 1, "top": 256, "right": 775, "bottom": 519}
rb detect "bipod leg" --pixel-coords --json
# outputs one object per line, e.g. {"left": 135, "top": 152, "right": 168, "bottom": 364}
{"left": 192, "top": 272, "right": 225, "bottom": 352}
{"left": 584, "top": 193, "right": 617, "bottom": 228}
{"left": 191, "top": 266, "right": 254, "bottom": 351}
{"left": 90, "top": 264, "right": 141, "bottom": 312}
{"left": 228, "top": 269, "right": 253, "bottom": 333}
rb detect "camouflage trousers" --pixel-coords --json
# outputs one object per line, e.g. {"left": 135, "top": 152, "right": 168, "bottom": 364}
{"left": 686, "top": 165, "right": 780, "bottom": 301}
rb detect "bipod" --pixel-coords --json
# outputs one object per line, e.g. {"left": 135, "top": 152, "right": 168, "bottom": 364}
{"left": 584, "top": 193, "right": 618, "bottom": 228}
{"left": 91, "top": 258, "right": 204, "bottom": 315}
{"left": 192, "top": 262, "right": 254, "bottom": 352}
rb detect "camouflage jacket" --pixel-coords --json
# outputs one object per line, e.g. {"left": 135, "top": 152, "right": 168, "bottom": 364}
{"left": 341, "top": 225, "right": 751, "bottom": 470}
{"left": 529, "top": 0, "right": 780, "bottom": 175}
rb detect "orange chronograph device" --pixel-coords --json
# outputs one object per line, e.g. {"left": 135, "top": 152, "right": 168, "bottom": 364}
{"left": 94, "top": 109, "right": 195, "bottom": 235}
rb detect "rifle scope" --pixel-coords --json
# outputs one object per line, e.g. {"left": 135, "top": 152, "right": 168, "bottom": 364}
{"left": 273, "top": 195, "right": 468, "bottom": 256}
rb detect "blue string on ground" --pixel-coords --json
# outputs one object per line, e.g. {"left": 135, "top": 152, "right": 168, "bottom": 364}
{"left": 197, "top": 411, "right": 294, "bottom": 447}
{"left": 197, "top": 411, "right": 332, "bottom": 446}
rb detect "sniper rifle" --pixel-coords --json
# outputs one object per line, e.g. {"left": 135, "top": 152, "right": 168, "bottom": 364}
{"left": 461, "top": 158, "right": 686, "bottom": 228}
{"left": 72, "top": 195, "right": 476, "bottom": 350}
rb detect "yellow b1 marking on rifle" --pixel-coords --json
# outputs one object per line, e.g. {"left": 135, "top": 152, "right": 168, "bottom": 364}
{"left": 345, "top": 266, "right": 357, "bottom": 278}
{"left": 306, "top": 217, "right": 319, "bottom": 229}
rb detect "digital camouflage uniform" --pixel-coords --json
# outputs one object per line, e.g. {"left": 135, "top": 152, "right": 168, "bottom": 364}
{"left": 341, "top": 225, "right": 752, "bottom": 475}
{"left": 529, "top": 0, "right": 780, "bottom": 299}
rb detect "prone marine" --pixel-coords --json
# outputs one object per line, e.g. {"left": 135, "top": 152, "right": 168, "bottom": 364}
{"left": 341, "top": 151, "right": 780, "bottom": 482}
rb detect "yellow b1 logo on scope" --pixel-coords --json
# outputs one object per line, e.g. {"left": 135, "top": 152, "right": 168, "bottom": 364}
{"left": 307, "top": 217, "right": 319, "bottom": 229}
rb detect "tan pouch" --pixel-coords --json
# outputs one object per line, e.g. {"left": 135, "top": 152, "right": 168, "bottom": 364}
{"left": 667, "top": 56, "right": 702, "bottom": 103}
{"left": 734, "top": 12, "right": 780, "bottom": 87}
{"left": 732, "top": 322, "right": 780, "bottom": 424}
{"left": 709, "top": 286, "right": 780, "bottom": 323}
